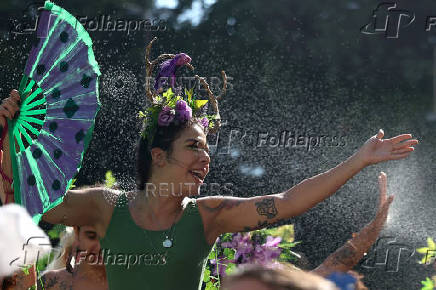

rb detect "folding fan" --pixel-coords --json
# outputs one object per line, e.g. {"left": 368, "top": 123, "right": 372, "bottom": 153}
{"left": 7, "top": 1, "right": 101, "bottom": 223}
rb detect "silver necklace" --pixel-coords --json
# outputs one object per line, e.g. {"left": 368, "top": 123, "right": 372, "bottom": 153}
{"left": 145, "top": 207, "right": 179, "bottom": 248}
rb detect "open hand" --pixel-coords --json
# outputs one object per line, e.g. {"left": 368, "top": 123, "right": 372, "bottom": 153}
{"left": 356, "top": 129, "right": 418, "bottom": 166}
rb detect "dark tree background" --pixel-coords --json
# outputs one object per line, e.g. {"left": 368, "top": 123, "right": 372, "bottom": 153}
{"left": 1, "top": 0, "right": 436, "bottom": 289}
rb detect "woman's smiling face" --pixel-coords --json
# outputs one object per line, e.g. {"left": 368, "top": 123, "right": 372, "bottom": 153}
{"left": 154, "top": 122, "right": 210, "bottom": 197}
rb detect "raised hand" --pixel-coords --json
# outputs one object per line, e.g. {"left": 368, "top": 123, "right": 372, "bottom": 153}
{"left": 371, "top": 171, "right": 394, "bottom": 230}
{"left": 313, "top": 172, "right": 394, "bottom": 277}
{"left": 356, "top": 129, "right": 418, "bottom": 166}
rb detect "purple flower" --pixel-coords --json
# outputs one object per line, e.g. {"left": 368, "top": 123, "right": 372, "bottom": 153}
{"left": 154, "top": 53, "right": 191, "bottom": 90}
{"left": 264, "top": 236, "right": 282, "bottom": 248}
{"left": 200, "top": 117, "right": 209, "bottom": 128}
{"left": 175, "top": 100, "right": 192, "bottom": 122}
{"left": 175, "top": 99, "right": 188, "bottom": 111}
{"left": 158, "top": 105, "right": 175, "bottom": 126}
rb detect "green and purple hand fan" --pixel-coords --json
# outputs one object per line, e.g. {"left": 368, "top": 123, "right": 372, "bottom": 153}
{"left": 8, "top": 1, "right": 100, "bottom": 223}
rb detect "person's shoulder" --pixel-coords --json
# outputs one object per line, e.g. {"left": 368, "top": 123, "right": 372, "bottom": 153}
{"left": 72, "top": 185, "right": 123, "bottom": 208}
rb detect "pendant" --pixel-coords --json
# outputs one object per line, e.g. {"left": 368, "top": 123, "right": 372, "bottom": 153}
{"left": 163, "top": 238, "right": 172, "bottom": 248}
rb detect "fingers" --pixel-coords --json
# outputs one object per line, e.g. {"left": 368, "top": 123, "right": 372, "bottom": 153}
{"left": 378, "top": 172, "right": 387, "bottom": 208}
{"left": 379, "top": 194, "right": 394, "bottom": 217}
{"left": 0, "top": 102, "right": 15, "bottom": 126}
{"left": 389, "top": 134, "right": 413, "bottom": 144}
{"left": 376, "top": 129, "right": 384, "bottom": 139}
{"left": 392, "top": 139, "right": 419, "bottom": 150}
{"left": 389, "top": 152, "right": 413, "bottom": 160}
{"left": 376, "top": 197, "right": 393, "bottom": 227}
{"left": 376, "top": 172, "right": 394, "bottom": 222}
{"left": 4, "top": 98, "right": 20, "bottom": 113}
{"left": 392, "top": 147, "right": 415, "bottom": 155}
{"left": 9, "top": 89, "right": 21, "bottom": 103}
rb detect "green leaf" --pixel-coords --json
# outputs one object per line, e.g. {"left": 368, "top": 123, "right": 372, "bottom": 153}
{"left": 68, "top": 178, "right": 77, "bottom": 190}
{"left": 194, "top": 100, "right": 208, "bottom": 109}
{"left": 208, "top": 245, "right": 218, "bottom": 260}
{"left": 22, "top": 266, "right": 29, "bottom": 275}
{"left": 417, "top": 237, "right": 436, "bottom": 264}
{"left": 36, "top": 251, "right": 56, "bottom": 273}
{"left": 203, "top": 268, "right": 211, "bottom": 282}
{"left": 421, "top": 277, "right": 435, "bottom": 290}
{"left": 47, "top": 224, "right": 65, "bottom": 239}
{"left": 225, "top": 263, "right": 236, "bottom": 275}
{"left": 223, "top": 248, "right": 235, "bottom": 260}
{"left": 428, "top": 237, "right": 436, "bottom": 250}
{"left": 138, "top": 111, "right": 147, "bottom": 118}
{"left": 205, "top": 281, "right": 218, "bottom": 290}
{"left": 162, "top": 88, "right": 174, "bottom": 100}
{"left": 105, "top": 170, "right": 117, "bottom": 188}
{"left": 185, "top": 87, "right": 194, "bottom": 102}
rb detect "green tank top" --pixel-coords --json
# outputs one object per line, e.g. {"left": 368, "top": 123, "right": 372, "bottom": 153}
{"left": 100, "top": 194, "right": 214, "bottom": 290}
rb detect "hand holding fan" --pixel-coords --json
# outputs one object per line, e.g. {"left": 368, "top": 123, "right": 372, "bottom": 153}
{"left": 3, "top": 1, "right": 101, "bottom": 223}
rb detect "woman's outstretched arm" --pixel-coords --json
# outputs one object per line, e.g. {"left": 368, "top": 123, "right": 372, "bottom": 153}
{"left": 312, "top": 172, "right": 393, "bottom": 276}
{"left": 198, "top": 130, "right": 416, "bottom": 237}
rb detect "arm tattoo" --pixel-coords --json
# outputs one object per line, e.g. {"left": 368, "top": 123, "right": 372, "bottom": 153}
{"left": 331, "top": 243, "right": 357, "bottom": 268}
{"left": 255, "top": 197, "right": 278, "bottom": 219}
{"left": 203, "top": 199, "right": 243, "bottom": 213}
{"left": 243, "top": 220, "right": 269, "bottom": 232}
{"left": 59, "top": 280, "right": 72, "bottom": 290}
{"left": 41, "top": 275, "right": 59, "bottom": 289}
{"left": 242, "top": 218, "right": 287, "bottom": 232}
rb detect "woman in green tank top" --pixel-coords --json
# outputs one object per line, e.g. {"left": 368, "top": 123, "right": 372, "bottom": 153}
{"left": 0, "top": 40, "right": 418, "bottom": 289}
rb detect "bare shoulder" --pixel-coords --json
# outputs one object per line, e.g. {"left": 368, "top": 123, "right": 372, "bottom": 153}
{"left": 87, "top": 186, "right": 122, "bottom": 236}
{"left": 69, "top": 186, "right": 122, "bottom": 237}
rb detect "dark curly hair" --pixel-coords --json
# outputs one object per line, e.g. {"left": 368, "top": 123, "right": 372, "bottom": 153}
{"left": 135, "top": 118, "right": 206, "bottom": 190}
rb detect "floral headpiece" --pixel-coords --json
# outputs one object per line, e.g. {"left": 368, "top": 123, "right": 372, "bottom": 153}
{"left": 139, "top": 37, "right": 227, "bottom": 148}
